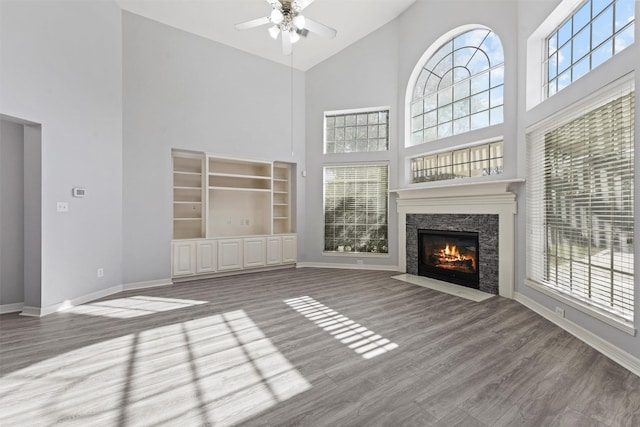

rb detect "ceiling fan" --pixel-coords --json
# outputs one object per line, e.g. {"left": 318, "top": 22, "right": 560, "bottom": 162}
{"left": 235, "top": 0, "right": 337, "bottom": 55}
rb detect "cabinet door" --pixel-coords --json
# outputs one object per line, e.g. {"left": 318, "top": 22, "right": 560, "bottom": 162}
{"left": 218, "top": 239, "right": 243, "bottom": 271}
{"left": 244, "top": 237, "right": 266, "bottom": 268}
{"left": 172, "top": 241, "right": 196, "bottom": 276}
{"left": 282, "top": 235, "right": 297, "bottom": 263}
{"left": 266, "top": 236, "right": 282, "bottom": 265}
{"left": 196, "top": 240, "right": 216, "bottom": 274}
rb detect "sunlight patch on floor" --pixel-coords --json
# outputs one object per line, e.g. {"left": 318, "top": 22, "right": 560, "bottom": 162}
{"left": 284, "top": 296, "right": 398, "bottom": 360}
{"left": 67, "top": 295, "right": 208, "bottom": 318}
{"left": 0, "top": 310, "right": 310, "bottom": 426}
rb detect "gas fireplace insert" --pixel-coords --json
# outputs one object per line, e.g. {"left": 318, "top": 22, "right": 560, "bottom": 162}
{"left": 418, "top": 229, "right": 480, "bottom": 289}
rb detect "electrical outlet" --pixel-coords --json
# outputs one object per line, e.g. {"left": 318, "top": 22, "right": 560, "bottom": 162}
{"left": 57, "top": 202, "right": 69, "bottom": 212}
{"left": 555, "top": 306, "right": 565, "bottom": 317}
{"left": 356, "top": 260, "right": 363, "bottom": 265}
{"left": 97, "top": 268, "right": 104, "bottom": 278}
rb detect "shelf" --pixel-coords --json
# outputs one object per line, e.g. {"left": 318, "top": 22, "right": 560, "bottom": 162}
{"left": 274, "top": 191, "right": 288, "bottom": 194}
{"left": 211, "top": 172, "right": 272, "bottom": 180}
{"left": 273, "top": 178, "right": 288, "bottom": 182}
{"left": 274, "top": 217, "right": 289, "bottom": 220}
{"left": 209, "top": 157, "right": 272, "bottom": 178}
{"left": 273, "top": 203, "right": 289, "bottom": 206}
{"left": 174, "top": 186, "right": 202, "bottom": 190}
{"left": 174, "top": 201, "right": 202, "bottom": 205}
{"left": 174, "top": 218, "right": 202, "bottom": 221}
{"left": 209, "top": 186, "right": 272, "bottom": 193}
{"left": 174, "top": 171, "right": 202, "bottom": 176}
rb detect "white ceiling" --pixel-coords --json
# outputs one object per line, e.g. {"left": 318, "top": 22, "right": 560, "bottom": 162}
{"left": 116, "top": 0, "right": 416, "bottom": 70}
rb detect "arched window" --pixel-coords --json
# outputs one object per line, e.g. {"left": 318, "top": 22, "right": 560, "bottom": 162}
{"left": 409, "top": 28, "right": 504, "bottom": 146}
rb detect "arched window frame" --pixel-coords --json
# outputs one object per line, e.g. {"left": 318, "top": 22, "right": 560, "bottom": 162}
{"left": 405, "top": 25, "right": 505, "bottom": 148}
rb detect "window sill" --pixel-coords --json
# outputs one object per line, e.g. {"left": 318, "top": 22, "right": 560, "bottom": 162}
{"left": 322, "top": 251, "right": 390, "bottom": 258}
{"left": 525, "top": 278, "right": 635, "bottom": 336}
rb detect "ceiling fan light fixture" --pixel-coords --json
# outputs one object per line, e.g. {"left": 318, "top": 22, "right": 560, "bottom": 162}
{"left": 289, "top": 30, "right": 300, "bottom": 44}
{"left": 268, "top": 25, "right": 280, "bottom": 39}
{"left": 292, "top": 15, "right": 305, "bottom": 30}
{"left": 269, "top": 9, "right": 284, "bottom": 24}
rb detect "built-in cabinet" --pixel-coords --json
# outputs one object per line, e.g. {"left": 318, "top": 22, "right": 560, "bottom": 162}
{"left": 171, "top": 235, "right": 297, "bottom": 277}
{"left": 171, "top": 150, "right": 297, "bottom": 279}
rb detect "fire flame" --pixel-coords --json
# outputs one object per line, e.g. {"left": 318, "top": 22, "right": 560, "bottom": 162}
{"left": 437, "top": 243, "right": 476, "bottom": 270}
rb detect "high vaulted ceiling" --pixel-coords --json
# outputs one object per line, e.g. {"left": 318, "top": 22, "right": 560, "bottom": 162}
{"left": 116, "top": 0, "right": 416, "bottom": 70}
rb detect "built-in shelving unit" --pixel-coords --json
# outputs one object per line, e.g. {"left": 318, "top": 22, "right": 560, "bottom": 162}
{"left": 273, "top": 162, "right": 294, "bottom": 234}
{"left": 171, "top": 151, "right": 298, "bottom": 279}
{"left": 172, "top": 151, "right": 205, "bottom": 239}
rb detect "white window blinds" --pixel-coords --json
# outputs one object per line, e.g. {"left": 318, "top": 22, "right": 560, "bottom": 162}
{"left": 527, "top": 81, "right": 635, "bottom": 322}
{"left": 323, "top": 164, "right": 389, "bottom": 254}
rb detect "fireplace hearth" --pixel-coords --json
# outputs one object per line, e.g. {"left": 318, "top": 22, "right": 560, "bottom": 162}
{"left": 418, "top": 229, "right": 480, "bottom": 289}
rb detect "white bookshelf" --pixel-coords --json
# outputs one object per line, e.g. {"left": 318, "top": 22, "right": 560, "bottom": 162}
{"left": 171, "top": 151, "right": 297, "bottom": 279}
{"left": 172, "top": 152, "right": 205, "bottom": 239}
{"left": 273, "top": 162, "right": 294, "bottom": 235}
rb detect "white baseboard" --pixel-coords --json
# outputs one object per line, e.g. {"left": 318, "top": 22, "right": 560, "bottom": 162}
{"left": 39, "top": 285, "right": 124, "bottom": 316}
{"left": 514, "top": 292, "right": 640, "bottom": 378}
{"left": 296, "top": 262, "right": 399, "bottom": 272}
{"left": 0, "top": 302, "right": 24, "bottom": 314}
{"left": 20, "top": 306, "right": 42, "bottom": 317}
{"left": 17, "top": 278, "right": 177, "bottom": 317}
{"left": 123, "top": 278, "right": 172, "bottom": 291}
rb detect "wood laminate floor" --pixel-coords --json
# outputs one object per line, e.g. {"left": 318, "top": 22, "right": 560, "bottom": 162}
{"left": 1, "top": 268, "right": 639, "bottom": 426}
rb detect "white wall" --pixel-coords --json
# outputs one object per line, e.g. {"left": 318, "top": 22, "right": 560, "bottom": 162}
{"left": 305, "top": 0, "right": 640, "bottom": 360}
{"left": 305, "top": 20, "right": 401, "bottom": 267}
{"left": 122, "top": 12, "right": 306, "bottom": 284}
{"left": 0, "top": 119, "right": 25, "bottom": 306}
{"left": 304, "top": 0, "right": 518, "bottom": 267}
{"left": 0, "top": 0, "right": 123, "bottom": 309}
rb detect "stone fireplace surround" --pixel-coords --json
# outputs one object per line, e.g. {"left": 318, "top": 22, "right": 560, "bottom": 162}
{"left": 407, "top": 214, "right": 499, "bottom": 294}
{"left": 393, "top": 179, "right": 522, "bottom": 298}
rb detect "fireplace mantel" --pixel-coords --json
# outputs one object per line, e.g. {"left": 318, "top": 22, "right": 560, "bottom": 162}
{"left": 392, "top": 178, "right": 524, "bottom": 298}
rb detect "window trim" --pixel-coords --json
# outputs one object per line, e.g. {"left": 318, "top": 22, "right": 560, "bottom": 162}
{"left": 525, "top": 75, "right": 635, "bottom": 333}
{"left": 322, "top": 161, "right": 390, "bottom": 255}
{"left": 323, "top": 106, "right": 390, "bottom": 155}
{"left": 410, "top": 139, "right": 504, "bottom": 184}
{"left": 526, "top": 0, "right": 635, "bottom": 110}
{"left": 405, "top": 24, "right": 504, "bottom": 148}
{"left": 543, "top": 0, "right": 635, "bottom": 97}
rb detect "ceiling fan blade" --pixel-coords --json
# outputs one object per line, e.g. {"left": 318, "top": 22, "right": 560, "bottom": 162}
{"left": 234, "top": 16, "right": 270, "bottom": 30}
{"left": 304, "top": 17, "right": 337, "bottom": 39}
{"left": 294, "top": 0, "right": 315, "bottom": 11}
{"left": 282, "top": 31, "right": 292, "bottom": 55}
{"left": 265, "top": 0, "right": 282, "bottom": 6}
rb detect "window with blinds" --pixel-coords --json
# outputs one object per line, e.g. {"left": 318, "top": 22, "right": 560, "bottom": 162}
{"left": 323, "top": 164, "right": 389, "bottom": 254}
{"left": 527, "top": 82, "right": 634, "bottom": 323}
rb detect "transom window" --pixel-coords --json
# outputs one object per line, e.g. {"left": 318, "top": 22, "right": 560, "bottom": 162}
{"left": 411, "top": 141, "right": 503, "bottom": 183}
{"left": 546, "top": 0, "right": 635, "bottom": 97}
{"left": 409, "top": 28, "right": 504, "bottom": 146}
{"left": 324, "top": 109, "right": 389, "bottom": 154}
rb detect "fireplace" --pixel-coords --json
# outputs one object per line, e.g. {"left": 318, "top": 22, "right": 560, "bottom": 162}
{"left": 418, "top": 229, "right": 480, "bottom": 289}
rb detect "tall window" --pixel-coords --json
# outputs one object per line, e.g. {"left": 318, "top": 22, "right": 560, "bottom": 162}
{"left": 325, "top": 109, "right": 389, "bottom": 153}
{"left": 527, "top": 83, "right": 634, "bottom": 324}
{"left": 546, "top": 0, "right": 635, "bottom": 97}
{"left": 323, "top": 165, "right": 388, "bottom": 254}
{"left": 409, "top": 28, "right": 504, "bottom": 146}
